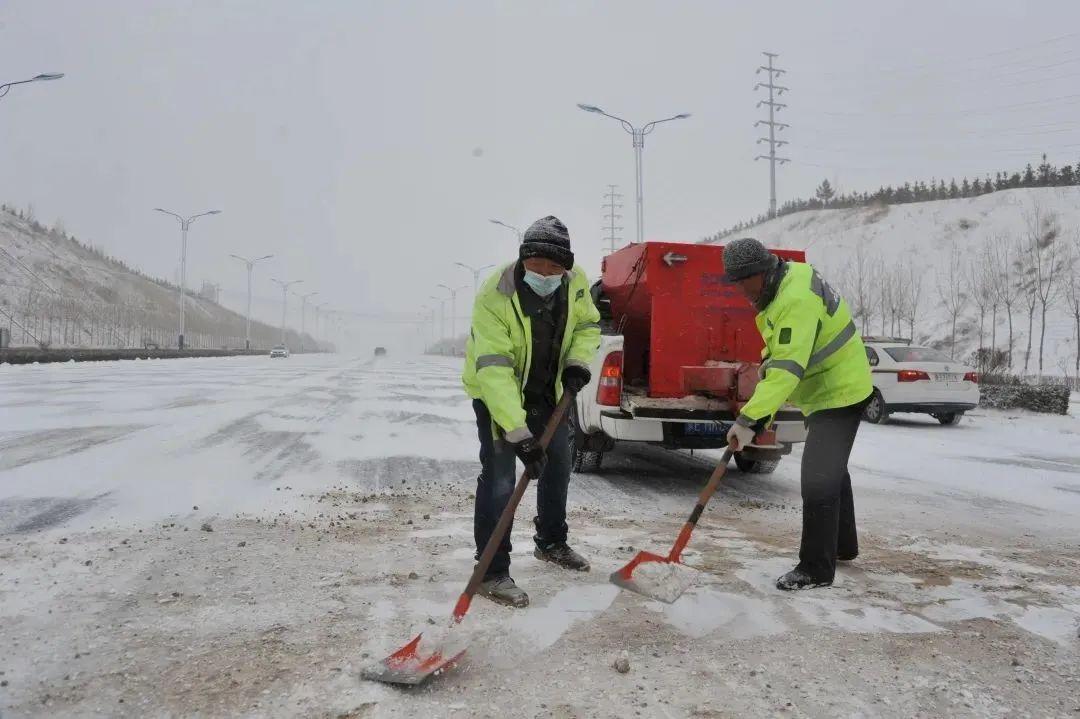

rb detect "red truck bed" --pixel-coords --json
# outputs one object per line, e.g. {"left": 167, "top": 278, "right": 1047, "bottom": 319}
{"left": 601, "top": 241, "right": 805, "bottom": 399}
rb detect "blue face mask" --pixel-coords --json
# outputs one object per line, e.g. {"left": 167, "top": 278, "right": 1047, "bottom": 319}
{"left": 523, "top": 269, "right": 564, "bottom": 297}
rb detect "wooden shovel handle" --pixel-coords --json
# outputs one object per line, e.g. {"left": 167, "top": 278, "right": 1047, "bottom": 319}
{"left": 453, "top": 392, "right": 575, "bottom": 622}
{"left": 667, "top": 448, "right": 734, "bottom": 563}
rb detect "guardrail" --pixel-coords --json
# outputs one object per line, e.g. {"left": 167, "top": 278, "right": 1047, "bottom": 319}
{"left": 0, "top": 348, "right": 321, "bottom": 365}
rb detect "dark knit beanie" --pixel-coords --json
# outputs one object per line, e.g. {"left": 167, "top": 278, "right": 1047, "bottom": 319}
{"left": 519, "top": 215, "right": 574, "bottom": 270}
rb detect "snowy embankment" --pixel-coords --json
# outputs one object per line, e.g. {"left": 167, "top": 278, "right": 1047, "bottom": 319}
{"left": 1, "top": 356, "right": 1078, "bottom": 717}
{"left": 705, "top": 187, "right": 1080, "bottom": 375}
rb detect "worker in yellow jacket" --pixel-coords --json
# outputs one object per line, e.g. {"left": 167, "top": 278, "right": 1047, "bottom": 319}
{"left": 723, "top": 237, "right": 873, "bottom": 591}
{"left": 462, "top": 216, "right": 601, "bottom": 607}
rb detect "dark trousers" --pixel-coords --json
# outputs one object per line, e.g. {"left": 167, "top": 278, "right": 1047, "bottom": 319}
{"left": 472, "top": 400, "right": 572, "bottom": 579}
{"left": 797, "top": 396, "right": 870, "bottom": 582}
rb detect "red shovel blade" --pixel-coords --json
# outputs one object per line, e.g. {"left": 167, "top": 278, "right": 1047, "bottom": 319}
{"left": 361, "top": 632, "right": 467, "bottom": 686}
{"left": 609, "top": 550, "right": 700, "bottom": 604}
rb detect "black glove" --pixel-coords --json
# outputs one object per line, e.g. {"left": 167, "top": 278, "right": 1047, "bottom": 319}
{"left": 513, "top": 436, "right": 547, "bottom": 479}
{"left": 562, "top": 365, "right": 592, "bottom": 395}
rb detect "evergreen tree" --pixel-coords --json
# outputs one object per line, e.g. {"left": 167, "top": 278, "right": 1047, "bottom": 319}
{"left": 1037, "top": 154, "right": 1053, "bottom": 186}
{"left": 971, "top": 177, "right": 982, "bottom": 195}
{"left": 1060, "top": 163, "right": 1076, "bottom": 186}
{"left": 814, "top": 178, "right": 836, "bottom": 207}
{"left": 948, "top": 179, "right": 960, "bottom": 199}
{"left": 961, "top": 178, "right": 971, "bottom": 197}
{"left": 1009, "top": 172, "right": 1022, "bottom": 188}
{"left": 1022, "top": 163, "right": 1036, "bottom": 186}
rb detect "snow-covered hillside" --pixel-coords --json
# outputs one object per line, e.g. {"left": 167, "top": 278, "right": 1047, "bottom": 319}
{"left": 706, "top": 187, "right": 1080, "bottom": 377}
{"left": 0, "top": 208, "right": 313, "bottom": 350}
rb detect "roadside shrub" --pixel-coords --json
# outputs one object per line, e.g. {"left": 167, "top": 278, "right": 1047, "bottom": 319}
{"left": 979, "top": 380, "right": 1070, "bottom": 414}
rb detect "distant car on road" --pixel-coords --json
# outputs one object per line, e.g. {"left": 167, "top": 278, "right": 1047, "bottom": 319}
{"left": 374, "top": 347, "right": 387, "bottom": 357}
{"left": 270, "top": 345, "right": 290, "bottom": 359}
{"left": 862, "top": 337, "right": 979, "bottom": 425}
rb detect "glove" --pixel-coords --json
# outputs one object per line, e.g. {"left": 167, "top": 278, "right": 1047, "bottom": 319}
{"left": 513, "top": 436, "right": 547, "bottom": 479}
{"left": 726, "top": 423, "right": 756, "bottom": 452}
{"left": 562, "top": 365, "right": 592, "bottom": 395}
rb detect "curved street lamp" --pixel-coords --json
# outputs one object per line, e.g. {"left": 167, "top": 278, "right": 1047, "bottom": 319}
{"left": 229, "top": 253, "right": 274, "bottom": 350}
{"left": 577, "top": 103, "right": 691, "bottom": 244}
{"left": 489, "top": 218, "right": 522, "bottom": 244}
{"left": 155, "top": 208, "right": 222, "bottom": 349}
{"left": 0, "top": 73, "right": 65, "bottom": 100}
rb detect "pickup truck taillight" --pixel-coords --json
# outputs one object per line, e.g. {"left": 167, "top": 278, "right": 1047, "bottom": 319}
{"left": 596, "top": 351, "right": 624, "bottom": 407}
{"left": 897, "top": 369, "right": 931, "bottom": 382}
{"left": 963, "top": 372, "right": 979, "bottom": 383}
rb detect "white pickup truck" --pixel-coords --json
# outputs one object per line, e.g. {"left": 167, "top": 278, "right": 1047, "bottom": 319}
{"left": 569, "top": 333, "right": 808, "bottom": 474}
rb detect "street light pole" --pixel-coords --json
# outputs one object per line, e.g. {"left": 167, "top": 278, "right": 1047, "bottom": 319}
{"left": 437, "top": 284, "right": 467, "bottom": 340}
{"left": 577, "top": 104, "right": 691, "bottom": 244}
{"left": 313, "top": 302, "right": 328, "bottom": 346}
{"left": 296, "top": 291, "right": 319, "bottom": 352}
{"left": 230, "top": 253, "right": 273, "bottom": 351}
{"left": 454, "top": 262, "right": 496, "bottom": 296}
{"left": 155, "top": 208, "right": 221, "bottom": 349}
{"left": 428, "top": 295, "right": 446, "bottom": 343}
{"left": 270, "top": 278, "right": 302, "bottom": 346}
{"left": 0, "top": 73, "right": 64, "bottom": 100}
{"left": 488, "top": 219, "right": 523, "bottom": 244}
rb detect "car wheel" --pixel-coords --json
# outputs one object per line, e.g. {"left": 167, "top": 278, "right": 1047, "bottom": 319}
{"left": 733, "top": 455, "right": 779, "bottom": 474}
{"left": 568, "top": 404, "right": 603, "bottom": 473}
{"left": 934, "top": 412, "right": 962, "bottom": 426}
{"left": 863, "top": 390, "right": 889, "bottom": 424}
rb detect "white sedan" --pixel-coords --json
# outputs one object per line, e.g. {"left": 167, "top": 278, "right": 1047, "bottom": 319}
{"left": 863, "top": 339, "right": 979, "bottom": 425}
{"left": 269, "top": 345, "right": 290, "bottom": 358}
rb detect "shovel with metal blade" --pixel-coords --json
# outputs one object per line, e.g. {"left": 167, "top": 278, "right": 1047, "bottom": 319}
{"left": 610, "top": 448, "right": 735, "bottom": 603}
{"left": 363, "top": 392, "right": 575, "bottom": 686}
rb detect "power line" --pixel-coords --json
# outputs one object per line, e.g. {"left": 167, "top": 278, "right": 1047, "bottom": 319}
{"left": 820, "top": 91, "right": 1080, "bottom": 119}
{"left": 819, "top": 31, "right": 1080, "bottom": 78}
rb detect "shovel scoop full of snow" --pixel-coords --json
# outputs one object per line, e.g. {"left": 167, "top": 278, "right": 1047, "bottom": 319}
{"left": 360, "top": 629, "right": 468, "bottom": 686}
{"left": 610, "top": 551, "right": 699, "bottom": 604}
{"left": 610, "top": 449, "right": 733, "bottom": 604}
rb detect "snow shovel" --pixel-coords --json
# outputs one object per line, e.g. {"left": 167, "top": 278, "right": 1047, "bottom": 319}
{"left": 610, "top": 447, "right": 735, "bottom": 603}
{"left": 362, "top": 392, "right": 575, "bottom": 686}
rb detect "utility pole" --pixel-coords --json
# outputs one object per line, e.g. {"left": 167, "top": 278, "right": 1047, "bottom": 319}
{"left": 437, "top": 284, "right": 467, "bottom": 340}
{"left": 297, "top": 291, "right": 318, "bottom": 352}
{"left": 603, "top": 184, "right": 624, "bottom": 253}
{"left": 754, "top": 51, "right": 790, "bottom": 218}
{"left": 428, "top": 296, "right": 447, "bottom": 344}
{"left": 230, "top": 253, "right": 273, "bottom": 351}
{"left": 155, "top": 208, "right": 221, "bottom": 350}
{"left": 270, "top": 278, "right": 302, "bottom": 346}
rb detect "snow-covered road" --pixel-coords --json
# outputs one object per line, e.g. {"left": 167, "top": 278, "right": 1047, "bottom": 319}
{"left": 1, "top": 355, "right": 1078, "bottom": 717}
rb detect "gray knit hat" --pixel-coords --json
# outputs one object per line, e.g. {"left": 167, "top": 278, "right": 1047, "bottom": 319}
{"left": 722, "top": 237, "right": 778, "bottom": 281}
{"left": 520, "top": 215, "right": 574, "bottom": 270}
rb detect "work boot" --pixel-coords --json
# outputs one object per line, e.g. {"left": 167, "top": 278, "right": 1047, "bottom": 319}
{"left": 534, "top": 542, "right": 590, "bottom": 572}
{"left": 776, "top": 566, "right": 833, "bottom": 591}
{"left": 478, "top": 576, "right": 529, "bottom": 608}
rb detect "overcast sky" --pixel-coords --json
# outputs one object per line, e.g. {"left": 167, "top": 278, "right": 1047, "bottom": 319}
{"left": 3, "top": 1, "right": 1079, "bottom": 342}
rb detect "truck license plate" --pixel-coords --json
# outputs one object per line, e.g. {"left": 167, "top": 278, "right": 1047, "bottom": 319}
{"left": 684, "top": 422, "right": 730, "bottom": 436}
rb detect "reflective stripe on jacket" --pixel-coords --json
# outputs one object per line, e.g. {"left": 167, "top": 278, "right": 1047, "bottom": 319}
{"left": 462, "top": 262, "right": 601, "bottom": 442}
{"left": 737, "top": 262, "right": 872, "bottom": 428}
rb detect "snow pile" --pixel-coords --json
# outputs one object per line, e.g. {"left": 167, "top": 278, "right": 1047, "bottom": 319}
{"left": 616, "top": 560, "right": 699, "bottom": 604}
{"left": 704, "top": 187, "right": 1080, "bottom": 374}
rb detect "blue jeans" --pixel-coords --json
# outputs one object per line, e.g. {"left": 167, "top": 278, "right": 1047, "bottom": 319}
{"left": 472, "top": 400, "right": 571, "bottom": 579}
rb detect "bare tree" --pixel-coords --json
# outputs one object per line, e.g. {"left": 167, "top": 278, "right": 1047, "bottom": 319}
{"left": 1017, "top": 234, "right": 1039, "bottom": 375}
{"left": 1022, "top": 204, "right": 1067, "bottom": 377}
{"left": 900, "top": 259, "right": 925, "bottom": 341}
{"left": 1064, "top": 231, "right": 1080, "bottom": 378}
{"left": 988, "top": 235, "right": 1020, "bottom": 370}
{"left": 965, "top": 248, "right": 994, "bottom": 353}
{"left": 848, "top": 244, "right": 877, "bottom": 332}
{"left": 937, "top": 247, "right": 968, "bottom": 358}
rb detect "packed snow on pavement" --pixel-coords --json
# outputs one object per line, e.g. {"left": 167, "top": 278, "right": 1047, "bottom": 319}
{"left": 1, "top": 355, "right": 1078, "bottom": 717}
